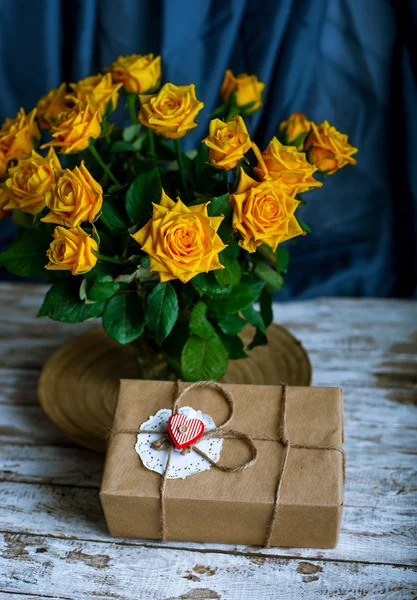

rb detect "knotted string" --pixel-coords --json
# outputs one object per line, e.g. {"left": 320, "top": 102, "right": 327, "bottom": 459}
{"left": 108, "top": 382, "right": 345, "bottom": 547}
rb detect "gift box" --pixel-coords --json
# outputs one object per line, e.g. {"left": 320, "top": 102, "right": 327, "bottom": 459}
{"left": 100, "top": 380, "right": 344, "bottom": 548}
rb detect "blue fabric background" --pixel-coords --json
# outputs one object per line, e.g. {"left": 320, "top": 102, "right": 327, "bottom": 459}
{"left": 0, "top": 0, "right": 416, "bottom": 297}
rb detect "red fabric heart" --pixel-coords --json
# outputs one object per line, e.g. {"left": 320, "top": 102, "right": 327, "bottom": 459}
{"left": 167, "top": 413, "right": 205, "bottom": 449}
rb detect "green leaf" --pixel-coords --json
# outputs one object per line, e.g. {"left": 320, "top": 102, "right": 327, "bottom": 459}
{"left": 254, "top": 261, "right": 284, "bottom": 292}
{"left": 275, "top": 245, "right": 290, "bottom": 273}
{"left": 242, "top": 305, "right": 266, "bottom": 334}
{"left": 214, "top": 254, "right": 241, "bottom": 288}
{"left": 12, "top": 210, "right": 35, "bottom": 228}
{"left": 259, "top": 289, "right": 273, "bottom": 328}
{"left": 83, "top": 262, "right": 118, "bottom": 280}
{"left": 37, "top": 283, "right": 105, "bottom": 323}
{"left": 88, "top": 274, "right": 120, "bottom": 302}
{"left": 192, "top": 272, "right": 232, "bottom": 298}
{"left": 211, "top": 104, "right": 227, "bottom": 117}
{"left": 123, "top": 123, "right": 142, "bottom": 142}
{"left": 248, "top": 328, "right": 268, "bottom": 351}
{"left": 211, "top": 282, "right": 255, "bottom": 315}
{"left": 218, "top": 332, "right": 247, "bottom": 360}
{"left": 297, "top": 218, "right": 312, "bottom": 233}
{"left": 145, "top": 282, "right": 178, "bottom": 345}
{"left": 248, "top": 280, "right": 265, "bottom": 302}
{"left": 218, "top": 313, "right": 247, "bottom": 336}
{"left": 161, "top": 320, "right": 189, "bottom": 373}
{"left": 111, "top": 140, "right": 134, "bottom": 153}
{"left": 181, "top": 335, "right": 228, "bottom": 381}
{"left": 189, "top": 301, "right": 217, "bottom": 339}
{"left": 79, "top": 278, "right": 88, "bottom": 302}
{"left": 223, "top": 239, "right": 240, "bottom": 258}
{"left": 207, "top": 193, "right": 232, "bottom": 217}
{"left": 101, "top": 202, "right": 128, "bottom": 229}
{"left": 125, "top": 166, "right": 162, "bottom": 226}
{"left": 0, "top": 226, "right": 53, "bottom": 277}
{"left": 102, "top": 293, "right": 145, "bottom": 345}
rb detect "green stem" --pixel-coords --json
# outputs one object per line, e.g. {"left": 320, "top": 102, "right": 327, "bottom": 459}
{"left": 174, "top": 138, "right": 188, "bottom": 199}
{"left": 88, "top": 145, "right": 120, "bottom": 186}
{"left": 258, "top": 245, "right": 278, "bottom": 268}
{"left": 127, "top": 94, "right": 138, "bottom": 125}
{"left": 147, "top": 128, "right": 156, "bottom": 160}
{"left": 98, "top": 254, "right": 125, "bottom": 265}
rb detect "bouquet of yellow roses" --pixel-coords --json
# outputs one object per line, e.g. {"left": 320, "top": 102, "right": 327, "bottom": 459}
{"left": 0, "top": 54, "right": 357, "bottom": 381}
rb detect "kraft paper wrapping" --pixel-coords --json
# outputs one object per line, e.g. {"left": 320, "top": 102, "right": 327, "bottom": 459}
{"left": 100, "top": 380, "right": 344, "bottom": 548}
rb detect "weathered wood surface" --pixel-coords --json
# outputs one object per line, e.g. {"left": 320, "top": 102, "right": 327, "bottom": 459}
{"left": 0, "top": 283, "right": 416, "bottom": 599}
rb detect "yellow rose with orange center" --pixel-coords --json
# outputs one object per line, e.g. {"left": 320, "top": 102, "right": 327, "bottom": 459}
{"left": 279, "top": 113, "right": 311, "bottom": 150}
{"left": 131, "top": 191, "right": 226, "bottom": 283}
{"left": 41, "top": 160, "right": 103, "bottom": 227}
{"left": 220, "top": 70, "right": 265, "bottom": 113}
{"left": 202, "top": 115, "right": 251, "bottom": 170}
{"left": 37, "top": 83, "right": 69, "bottom": 129}
{"left": 46, "top": 226, "right": 98, "bottom": 275}
{"left": 304, "top": 120, "right": 358, "bottom": 175}
{"left": 230, "top": 169, "right": 304, "bottom": 253}
{"left": 253, "top": 137, "right": 322, "bottom": 195}
{"left": 41, "top": 102, "right": 102, "bottom": 154}
{"left": 67, "top": 73, "right": 122, "bottom": 115}
{"left": 139, "top": 83, "right": 204, "bottom": 139}
{"left": 0, "top": 108, "right": 40, "bottom": 163}
{"left": 4, "top": 149, "right": 61, "bottom": 215}
{"left": 0, "top": 185, "right": 11, "bottom": 219}
{"left": 106, "top": 53, "right": 161, "bottom": 94}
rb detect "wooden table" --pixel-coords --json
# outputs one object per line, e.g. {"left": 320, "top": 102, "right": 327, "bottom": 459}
{"left": 0, "top": 282, "right": 416, "bottom": 599}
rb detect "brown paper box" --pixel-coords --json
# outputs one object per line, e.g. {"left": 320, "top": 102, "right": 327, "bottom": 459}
{"left": 100, "top": 380, "right": 344, "bottom": 548}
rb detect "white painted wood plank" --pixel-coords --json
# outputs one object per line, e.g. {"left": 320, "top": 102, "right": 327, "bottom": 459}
{"left": 0, "top": 481, "right": 415, "bottom": 567}
{"left": 1, "top": 532, "right": 416, "bottom": 600}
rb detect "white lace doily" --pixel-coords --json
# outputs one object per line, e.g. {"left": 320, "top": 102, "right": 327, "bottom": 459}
{"left": 135, "top": 406, "right": 223, "bottom": 479}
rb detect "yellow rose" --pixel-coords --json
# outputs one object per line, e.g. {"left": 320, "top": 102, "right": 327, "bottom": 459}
{"left": 67, "top": 73, "right": 122, "bottom": 115}
{"left": 131, "top": 191, "right": 226, "bottom": 283}
{"left": 0, "top": 185, "right": 11, "bottom": 219}
{"left": 106, "top": 53, "right": 161, "bottom": 94}
{"left": 202, "top": 116, "right": 251, "bottom": 170}
{"left": 0, "top": 147, "right": 7, "bottom": 178}
{"left": 138, "top": 83, "right": 204, "bottom": 139}
{"left": 41, "top": 160, "right": 103, "bottom": 227}
{"left": 41, "top": 102, "right": 102, "bottom": 154}
{"left": 0, "top": 108, "right": 40, "bottom": 163}
{"left": 4, "top": 149, "right": 61, "bottom": 215}
{"left": 304, "top": 120, "right": 358, "bottom": 174}
{"left": 45, "top": 225, "right": 98, "bottom": 275}
{"left": 220, "top": 70, "right": 265, "bottom": 113}
{"left": 37, "top": 83, "right": 69, "bottom": 129}
{"left": 253, "top": 137, "right": 322, "bottom": 195}
{"left": 230, "top": 169, "right": 304, "bottom": 253}
{"left": 279, "top": 113, "right": 311, "bottom": 150}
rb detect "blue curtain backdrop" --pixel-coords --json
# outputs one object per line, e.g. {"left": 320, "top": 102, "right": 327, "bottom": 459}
{"left": 0, "top": 0, "right": 416, "bottom": 298}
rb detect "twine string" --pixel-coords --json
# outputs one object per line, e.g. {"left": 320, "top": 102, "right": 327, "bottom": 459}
{"left": 108, "top": 382, "right": 345, "bottom": 546}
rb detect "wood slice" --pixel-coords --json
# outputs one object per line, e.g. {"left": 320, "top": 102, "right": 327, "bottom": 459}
{"left": 38, "top": 324, "right": 312, "bottom": 452}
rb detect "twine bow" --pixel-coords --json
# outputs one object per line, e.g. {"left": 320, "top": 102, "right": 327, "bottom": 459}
{"left": 109, "top": 381, "right": 345, "bottom": 548}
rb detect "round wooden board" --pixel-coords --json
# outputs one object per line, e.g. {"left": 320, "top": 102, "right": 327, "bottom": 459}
{"left": 38, "top": 324, "right": 312, "bottom": 452}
